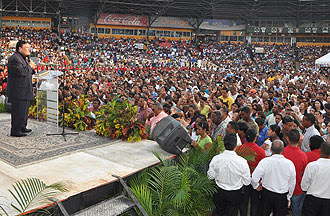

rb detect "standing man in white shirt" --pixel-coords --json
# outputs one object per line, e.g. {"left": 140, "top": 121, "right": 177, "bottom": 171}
{"left": 301, "top": 113, "right": 320, "bottom": 152}
{"left": 208, "top": 133, "right": 251, "bottom": 216}
{"left": 301, "top": 142, "right": 330, "bottom": 215}
{"left": 252, "top": 140, "right": 296, "bottom": 216}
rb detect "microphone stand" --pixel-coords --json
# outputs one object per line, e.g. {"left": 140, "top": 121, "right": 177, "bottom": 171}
{"left": 47, "top": 51, "right": 78, "bottom": 141}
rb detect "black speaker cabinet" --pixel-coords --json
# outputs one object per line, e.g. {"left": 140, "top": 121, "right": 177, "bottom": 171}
{"left": 152, "top": 116, "right": 192, "bottom": 155}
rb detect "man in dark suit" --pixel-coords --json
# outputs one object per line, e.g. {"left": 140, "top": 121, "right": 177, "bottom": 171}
{"left": 7, "top": 40, "right": 36, "bottom": 137}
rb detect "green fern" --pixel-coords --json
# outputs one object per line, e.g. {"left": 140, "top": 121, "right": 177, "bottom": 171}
{"left": 236, "top": 145, "right": 257, "bottom": 171}
{"left": 0, "top": 205, "right": 9, "bottom": 216}
{"left": 235, "top": 145, "right": 257, "bottom": 162}
{"left": 128, "top": 150, "right": 216, "bottom": 216}
{"left": 0, "top": 178, "right": 67, "bottom": 215}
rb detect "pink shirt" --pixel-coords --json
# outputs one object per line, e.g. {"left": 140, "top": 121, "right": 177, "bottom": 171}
{"left": 146, "top": 111, "right": 168, "bottom": 135}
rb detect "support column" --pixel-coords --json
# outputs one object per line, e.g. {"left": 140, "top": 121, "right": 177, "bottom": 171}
{"left": 0, "top": 0, "right": 3, "bottom": 39}
{"left": 291, "top": 36, "right": 296, "bottom": 46}
{"left": 57, "top": 11, "right": 61, "bottom": 38}
{"left": 246, "top": 35, "right": 251, "bottom": 43}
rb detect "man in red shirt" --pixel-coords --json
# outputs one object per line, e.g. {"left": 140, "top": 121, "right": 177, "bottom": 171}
{"left": 306, "top": 135, "right": 324, "bottom": 163}
{"left": 283, "top": 129, "right": 308, "bottom": 216}
{"left": 237, "top": 129, "right": 266, "bottom": 216}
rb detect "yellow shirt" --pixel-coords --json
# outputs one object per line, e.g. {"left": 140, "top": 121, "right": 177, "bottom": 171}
{"left": 200, "top": 105, "right": 211, "bottom": 117}
{"left": 219, "top": 96, "right": 234, "bottom": 110}
{"left": 268, "top": 77, "right": 275, "bottom": 82}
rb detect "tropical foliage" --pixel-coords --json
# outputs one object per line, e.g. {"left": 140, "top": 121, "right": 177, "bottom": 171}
{"left": 0, "top": 103, "right": 6, "bottom": 113}
{"left": 125, "top": 133, "right": 258, "bottom": 216}
{"left": 59, "top": 95, "right": 95, "bottom": 131}
{"left": 95, "top": 97, "right": 148, "bottom": 142}
{"left": 28, "top": 93, "right": 47, "bottom": 121}
{"left": 235, "top": 145, "right": 257, "bottom": 171}
{"left": 0, "top": 178, "right": 67, "bottom": 216}
{"left": 128, "top": 150, "right": 217, "bottom": 216}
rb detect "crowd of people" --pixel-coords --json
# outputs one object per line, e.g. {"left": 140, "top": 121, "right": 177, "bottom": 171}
{"left": 1, "top": 26, "right": 330, "bottom": 215}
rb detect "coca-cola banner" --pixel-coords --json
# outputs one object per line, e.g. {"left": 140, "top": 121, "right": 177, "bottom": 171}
{"left": 98, "top": 13, "right": 148, "bottom": 26}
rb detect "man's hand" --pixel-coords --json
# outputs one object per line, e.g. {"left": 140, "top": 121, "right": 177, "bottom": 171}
{"left": 288, "top": 200, "right": 291, "bottom": 208}
{"left": 256, "top": 184, "right": 263, "bottom": 191}
{"left": 29, "top": 61, "right": 37, "bottom": 70}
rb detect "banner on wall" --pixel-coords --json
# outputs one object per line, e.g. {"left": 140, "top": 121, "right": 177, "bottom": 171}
{"left": 97, "top": 13, "right": 148, "bottom": 26}
{"left": 151, "top": 16, "right": 193, "bottom": 29}
{"left": 200, "top": 19, "right": 245, "bottom": 30}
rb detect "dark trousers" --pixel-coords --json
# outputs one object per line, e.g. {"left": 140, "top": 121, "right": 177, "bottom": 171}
{"left": 212, "top": 186, "right": 242, "bottom": 216}
{"left": 262, "top": 188, "right": 288, "bottom": 216}
{"left": 302, "top": 194, "right": 330, "bottom": 216}
{"left": 10, "top": 99, "right": 29, "bottom": 135}
{"left": 240, "top": 184, "right": 262, "bottom": 216}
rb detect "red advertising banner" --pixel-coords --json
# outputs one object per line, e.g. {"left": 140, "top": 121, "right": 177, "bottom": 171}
{"left": 97, "top": 13, "right": 148, "bottom": 26}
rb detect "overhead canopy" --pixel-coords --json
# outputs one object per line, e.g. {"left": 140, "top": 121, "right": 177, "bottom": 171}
{"left": 316, "top": 53, "right": 330, "bottom": 67}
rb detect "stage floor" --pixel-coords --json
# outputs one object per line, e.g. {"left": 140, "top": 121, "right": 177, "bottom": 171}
{"left": 0, "top": 113, "right": 174, "bottom": 214}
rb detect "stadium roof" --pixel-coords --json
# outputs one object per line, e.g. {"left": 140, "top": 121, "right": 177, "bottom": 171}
{"left": 1, "top": 0, "right": 330, "bottom": 22}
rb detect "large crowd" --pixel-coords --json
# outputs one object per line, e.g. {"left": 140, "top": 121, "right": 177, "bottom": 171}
{"left": 1, "top": 26, "right": 330, "bottom": 215}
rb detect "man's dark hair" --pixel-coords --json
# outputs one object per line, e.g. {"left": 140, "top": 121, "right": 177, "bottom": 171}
{"left": 238, "top": 121, "right": 249, "bottom": 133}
{"left": 304, "top": 113, "right": 316, "bottom": 125}
{"left": 245, "top": 129, "right": 257, "bottom": 143}
{"left": 222, "top": 87, "right": 229, "bottom": 92}
{"left": 288, "top": 129, "right": 300, "bottom": 144}
{"left": 269, "top": 124, "right": 281, "bottom": 137}
{"left": 223, "top": 133, "right": 237, "bottom": 150}
{"left": 140, "top": 96, "right": 148, "bottom": 101}
{"left": 163, "top": 103, "right": 171, "bottom": 109}
{"left": 16, "top": 40, "right": 28, "bottom": 52}
{"left": 271, "top": 139, "right": 284, "bottom": 154}
{"left": 320, "top": 142, "right": 330, "bottom": 157}
{"left": 255, "top": 118, "right": 265, "bottom": 127}
{"left": 189, "top": 104, "right": 196, "bottom": 109}
{"left": 220, "top": 106, "right": 229, "bottom": 115}
{"left": 213, "top": 110, "right": 222, "bottom": 118}
{"left": 282, "top": 116, "right": 294, "bottom": 125}
{"left": 241, "top": 106, "right": 251, "bottom": 114}
{"left": 309, "top": 135, "right": 324, "bottom": 151}
{"left": 171, "top": 113, "right": 181, "bottom": 119}
{"left": 236, "top": 94, "right": 244, "bottom": 100}
{"left": 228, "top": 121, "right": 239, "bottom": 132}
{"left": 256, "top": 111, "right": 266, "bottom": 119}
{"left": 197, "top": 114, "right": 207, "bottom": 121}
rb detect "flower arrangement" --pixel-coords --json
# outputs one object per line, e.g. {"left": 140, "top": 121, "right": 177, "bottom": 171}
{"left": 59, "top": 95, "right": 95, "bottom": 131}
{"left": 95, "top": 97, "right": 148, "bottom": 142}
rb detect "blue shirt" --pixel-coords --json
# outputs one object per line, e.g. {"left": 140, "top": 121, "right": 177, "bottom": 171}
{"left": 257, "top": 126, "right": 269, "bottom": 147}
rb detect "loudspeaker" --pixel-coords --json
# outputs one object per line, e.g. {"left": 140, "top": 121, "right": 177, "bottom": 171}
{"left": 152, "top": 116, "right": 192, "bottom": 155}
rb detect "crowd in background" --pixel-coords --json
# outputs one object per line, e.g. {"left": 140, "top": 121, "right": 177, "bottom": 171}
{"left": 1, "top": 26, "right": 330, "bottom": 215}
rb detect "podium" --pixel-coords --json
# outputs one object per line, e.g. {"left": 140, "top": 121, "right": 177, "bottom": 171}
{"left": 33, "top": 70, "right": 62, "bottom": 132}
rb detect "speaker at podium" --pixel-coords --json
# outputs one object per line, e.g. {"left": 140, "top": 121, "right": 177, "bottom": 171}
{"left": 152, "top": 116, "right": 192, "bottom": 155}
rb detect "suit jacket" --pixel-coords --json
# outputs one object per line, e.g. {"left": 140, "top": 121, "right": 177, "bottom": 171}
{"left": 7, "top": 52, "right": 34, "bottom": 100}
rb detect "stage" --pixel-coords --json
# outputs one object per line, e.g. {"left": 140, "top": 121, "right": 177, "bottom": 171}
{"left": 0, "top": 113, "right": 174, "bottom": 215}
